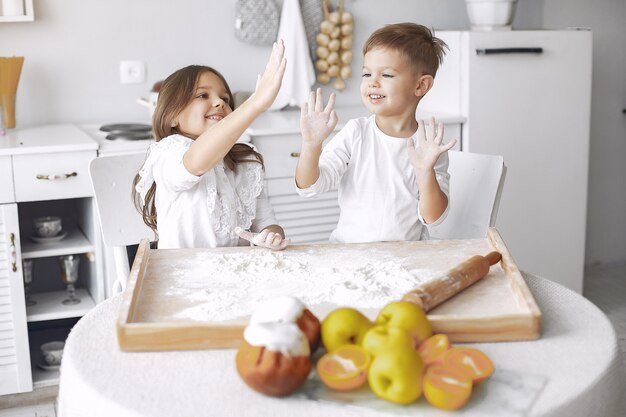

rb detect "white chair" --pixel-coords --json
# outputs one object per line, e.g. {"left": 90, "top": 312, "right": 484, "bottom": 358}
{"left": 89, "top": 154, "right": 153, "bottom": 294}
{"left": 428, "top": 150, "right": 506, "bottom": 239}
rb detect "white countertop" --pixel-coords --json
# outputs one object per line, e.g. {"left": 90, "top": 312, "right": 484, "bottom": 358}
{"left": 0, "top": 124, "right": 98, "bottom": 156}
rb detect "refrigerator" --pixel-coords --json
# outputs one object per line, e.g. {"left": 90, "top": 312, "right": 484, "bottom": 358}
{"left": 421, "top": 30, "right": 592, "bottom": 293}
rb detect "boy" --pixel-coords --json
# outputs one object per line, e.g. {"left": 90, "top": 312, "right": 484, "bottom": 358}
{"left": 295, "top": 23, "right": 456, "bottom": 243}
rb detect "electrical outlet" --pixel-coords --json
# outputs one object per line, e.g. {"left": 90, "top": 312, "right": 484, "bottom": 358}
{"left": 119, "top": 60, "right": 146, "bottom": 84}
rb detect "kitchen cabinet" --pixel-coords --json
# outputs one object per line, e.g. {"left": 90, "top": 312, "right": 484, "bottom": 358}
{"left": 0, "top": 124, "right": 104, "bottom": 394}
{"left": 420, "top": 30, "right": 592, "bottom": 293}
{"left": 0, "top": 0, "right": 34, "bottom": 22}
{"left": 247, "top": 106, "right": 464, "bottom": 244}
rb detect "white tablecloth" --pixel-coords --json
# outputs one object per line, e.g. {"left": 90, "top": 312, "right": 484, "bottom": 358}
{"left": 57, "top": 273, "right": 625, "bottom": 417}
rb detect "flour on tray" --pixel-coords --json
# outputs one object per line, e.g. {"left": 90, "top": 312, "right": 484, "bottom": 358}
{"left": 168, "top": 247, "right": 441, "bottom": 322}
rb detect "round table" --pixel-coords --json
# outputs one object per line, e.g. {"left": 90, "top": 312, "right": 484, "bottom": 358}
{"left": 56, "top": 273, "right": 625, "bottom": 417}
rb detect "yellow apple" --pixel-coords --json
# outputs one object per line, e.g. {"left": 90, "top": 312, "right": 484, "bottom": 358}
{"left": 360, "top": 324, "right": 413, "bottom": 357}
{"left": 376, "top": 301, "right": 432, "bottom": 347}
{"left": 321, "top": 307, "right": 374, "bottom": 352}
{"left": 368, "top": 345, "right": 424, "bottom": 404}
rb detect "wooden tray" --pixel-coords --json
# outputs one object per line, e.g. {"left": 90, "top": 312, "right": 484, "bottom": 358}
{"left": 117, "top": 228, "right": 541, "bottom": 351}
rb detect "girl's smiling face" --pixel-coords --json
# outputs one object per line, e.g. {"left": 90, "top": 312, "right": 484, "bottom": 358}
{"left": 173, "top": 71, "right": 233, "bottom": 138}
{"left": 360, "top": 47, "right": 422, "bottom": 118}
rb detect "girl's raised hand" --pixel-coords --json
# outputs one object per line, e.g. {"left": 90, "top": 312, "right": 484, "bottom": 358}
{"left": 300, "top": 88, "right": 338, "bottom": 147}
{"left": 407, "top": 118, "right": 457, "bottom": 173}
{"left": 250, "top": 39, "right": 287, "bottom": 111}
{"left": 235, "top": 227, "right": 290, "bottom": 251}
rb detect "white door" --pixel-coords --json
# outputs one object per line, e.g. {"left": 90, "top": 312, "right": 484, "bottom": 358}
{"left": 0, "top": 204, "right": 33, "bottom": 394}
{"left": 464, "top": 31, "right": 592, "bottom": 292}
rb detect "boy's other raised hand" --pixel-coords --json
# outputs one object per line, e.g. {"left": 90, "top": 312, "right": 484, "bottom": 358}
{"left": 250, "top": 39, "right": 287, "bottom": 112}
{"left": 407, "top": 118, "right": 457, "bottom": 173}
{"left": 300, "top": 88, "right": 338, "bottom": 148}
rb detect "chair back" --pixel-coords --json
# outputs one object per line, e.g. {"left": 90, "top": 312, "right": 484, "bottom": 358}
{"left": 428, "top": 150, "right": 506, "bottom": 239}
{"left": 89, "top": 154, "right": 153, "bottom": 293}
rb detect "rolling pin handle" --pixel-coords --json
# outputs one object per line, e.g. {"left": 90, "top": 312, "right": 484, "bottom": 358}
{"left": 485, "top": 251, "right": 502, "bottom": 266}
{"left": 401, "top": 292, "right": 425, "bottom": 310}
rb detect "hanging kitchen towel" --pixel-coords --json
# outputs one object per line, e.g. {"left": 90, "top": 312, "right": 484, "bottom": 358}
{"left": 234, "top": 0, "right": 280, "bottom": 46}
{"left": 299, "top": 0, "right": 324, "bottom": 61}
{"left": 269, "top": 0, "right": 316, "bottom": 110}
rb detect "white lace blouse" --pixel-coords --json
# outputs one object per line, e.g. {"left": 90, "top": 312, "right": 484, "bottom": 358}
{"left": 135, "top": 135, "right": 277, "bottom": 249}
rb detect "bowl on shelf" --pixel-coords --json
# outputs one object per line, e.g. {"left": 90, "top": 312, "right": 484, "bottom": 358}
{"left": 465, "top": 0, "right": 518, "bottom": 30}
{"left": 32, "top": 216, "right": 63, "bottom": 237}
{"left": 40, "top": 341, "right": 65, "bottom": 366}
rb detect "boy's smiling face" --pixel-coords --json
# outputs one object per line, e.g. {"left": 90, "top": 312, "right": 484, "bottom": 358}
{"left": 173, "top": 71, "right": 233, "bottom": 139}
{"left": 360, "top": 47, "right": 424, "bottom": 118}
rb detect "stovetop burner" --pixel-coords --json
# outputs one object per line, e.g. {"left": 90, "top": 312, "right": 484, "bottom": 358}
{"left": 100, "top": 123, "right": 153, "bottom": 140}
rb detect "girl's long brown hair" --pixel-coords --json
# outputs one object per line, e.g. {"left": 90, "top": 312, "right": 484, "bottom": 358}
{"left": 131, "top": 65, "right": 263, "bottom": 240}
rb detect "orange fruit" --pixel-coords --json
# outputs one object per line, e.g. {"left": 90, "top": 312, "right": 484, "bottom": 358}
{"left": 316, "top": 344, "right": 372, "bottom": 391}
{"left": 423, "top": 365, "right": 473, "bottom": 410}
{"left": 418, "top": 334, "right": 451, "bottom": 367}
{"left": 444, "top": 347, "right": 494, "bottom": 385}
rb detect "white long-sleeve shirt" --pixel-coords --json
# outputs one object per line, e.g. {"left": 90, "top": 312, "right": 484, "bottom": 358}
{"left": 135, "top": 135, "right": 277, "bottom": 249}
{"left": 296, "top": 115, "right": 450, "bottom": 243}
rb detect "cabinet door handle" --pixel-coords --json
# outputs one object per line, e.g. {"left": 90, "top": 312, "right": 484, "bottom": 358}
{"left": 290, "top": 152, "right": 300, "bottom": 158}
{"left": 36, "top": 172, "right": 78, "bottom": 180}
{"left": 476, "top": 47, "right": 543, "bottom": 55}
{"left": 9, "top": 233, "right": 17, "bottom": 272}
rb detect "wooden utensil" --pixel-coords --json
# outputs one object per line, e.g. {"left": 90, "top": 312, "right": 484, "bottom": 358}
{"left": 402, "top": 251, "right": 502, "bottom": 312}
{"left": 0, "top": 56, "right": 25, "bottom": 128}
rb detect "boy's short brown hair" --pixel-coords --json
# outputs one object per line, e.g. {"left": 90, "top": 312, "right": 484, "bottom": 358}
{"left": 363, "top": 23, "right": 448, "bottom": 77}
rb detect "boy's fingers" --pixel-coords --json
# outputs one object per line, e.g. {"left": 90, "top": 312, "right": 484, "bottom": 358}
{"left": 315, "top": 88, "right": 324, "bottom": 112}
{"left": 308, "top": 90, "right": 316, "bottom": 114}
{"left": 428, "top": 117, "right": 436, "bottom": 141}
{"left": 328, "top": 110, "right": 338, "bottom": 129}
{"left": 324, "top": 92, "right": 336, "bottom": 113}
{"left": 441, "top": 139, "right": 457, "bottom": 152}
{"left": 433, "top": 122, "right": 445, "bottom": 144}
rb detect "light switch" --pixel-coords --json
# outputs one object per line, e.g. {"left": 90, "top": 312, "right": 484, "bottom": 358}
{"left": 119, "top": 60, "right": 146, "bottom": 84}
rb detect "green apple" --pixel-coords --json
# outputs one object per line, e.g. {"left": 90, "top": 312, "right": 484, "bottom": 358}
{"left": 368, "top": 346, "right": 424, "bottom": 404}
{"left": 376, "top": 301, "right": 432, "bottom": 347}
{"left": 361, "top": 324, "right": 413, "bottom": 357}
{"left": 321, "top": 307, "right": 374, "bottom": 352}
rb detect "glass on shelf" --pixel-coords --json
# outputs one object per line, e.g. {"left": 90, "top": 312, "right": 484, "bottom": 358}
{"left": 58, "top": 255, "right": 81, "bottom": 305}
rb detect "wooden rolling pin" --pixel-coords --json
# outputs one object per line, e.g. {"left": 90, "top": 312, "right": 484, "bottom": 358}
{"left": 402, "top": 251, "right": 502, "bottom": 312}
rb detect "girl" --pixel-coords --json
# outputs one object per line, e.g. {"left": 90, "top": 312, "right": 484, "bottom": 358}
{"left": 133, "top": 41, "right": 289, "bottom": 250}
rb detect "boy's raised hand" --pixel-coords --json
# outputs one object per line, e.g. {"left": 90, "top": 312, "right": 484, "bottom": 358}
{"left": 251, "top": 39, "right": 287, "bottom": 111}
{"left": 407, "top": 118, "right": 457, "bottom": 173}
{"left": 300, "top": 88, "right": 338, "bottom": 147}
{"left": 235, "top": 227, "right": 290, "bottom": 251}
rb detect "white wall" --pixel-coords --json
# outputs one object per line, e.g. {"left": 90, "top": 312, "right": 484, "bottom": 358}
{"left": 4, "top": 0, "right": 623, "bottom": 269}
{"left": 542, "top": 0, "right": 626, "bottom": 268}
{"left": 0, "top": 0, "right": 541, "bottom": 125}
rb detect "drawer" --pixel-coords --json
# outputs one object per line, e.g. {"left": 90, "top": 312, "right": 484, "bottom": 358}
{"left": 253, "top": 134, "right": 301, "bottom": 179}
{"left": 0, "top": 156, "right": 14, "bottom": 204}
{"left": 253, "top": 134, "right": 335, "bottom": 179}
{"left": 13, "top": 151, "right": 96, "bottom": 202}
